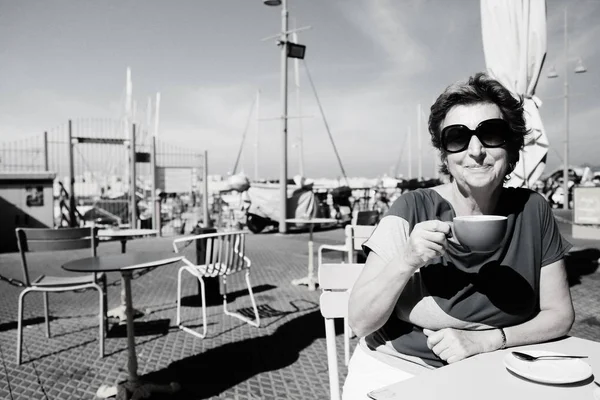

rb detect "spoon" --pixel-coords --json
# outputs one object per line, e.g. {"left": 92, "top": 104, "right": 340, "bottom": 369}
{"left": 512, "top": 351, "right": 588, "bottom": 361}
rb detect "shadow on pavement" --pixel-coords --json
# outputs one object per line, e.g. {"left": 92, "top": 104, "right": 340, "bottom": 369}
{"left": 142, "top": 308, "right": 328, "bottom": 399}
{"left": 565, "top": 248, "right": 600, "bottom": 286}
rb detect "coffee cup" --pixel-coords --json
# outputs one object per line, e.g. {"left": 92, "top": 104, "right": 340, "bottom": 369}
{"left": 450, "top": 215, "right": 507, "bottom": 252}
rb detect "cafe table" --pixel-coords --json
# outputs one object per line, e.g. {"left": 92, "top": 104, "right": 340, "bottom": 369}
{"left": 97, "top": 228, "right": 159, "bottom": 322}
{"left": 62, "top": 252, "right": 183, "bottom": 399}
{"left": 369, "top": 336, "right": 600, "bottom": 400}
{"left": 286, "top": 217, "right": 338, "bottom": 291}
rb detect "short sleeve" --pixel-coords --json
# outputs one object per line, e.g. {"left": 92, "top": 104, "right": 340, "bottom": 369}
{"left": 362, "top": 215, "right": 411, "bottom": 265}
{"left": 362, "top": 194, "right": 416, "bottom": 264}
{"left": 538, "top": 194, "right": 572, "bottom": 266}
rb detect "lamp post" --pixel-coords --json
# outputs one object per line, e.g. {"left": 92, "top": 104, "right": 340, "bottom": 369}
{"left": 263, "top": 0, "right": 307, "bottom": 233}
{"left": 547, "top": 7, "right": 587, "bottom": 210}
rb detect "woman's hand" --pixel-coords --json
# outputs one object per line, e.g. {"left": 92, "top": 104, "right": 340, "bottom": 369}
{"left": 423, "top": 328, "right": 502, "bottom": 364}
{"left": 403, "top": 220, "right": 452, "bottom": 271}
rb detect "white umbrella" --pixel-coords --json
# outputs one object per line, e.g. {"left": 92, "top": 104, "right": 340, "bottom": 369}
{"left": 480, "top": 0, "right": 549, "bottom": 188}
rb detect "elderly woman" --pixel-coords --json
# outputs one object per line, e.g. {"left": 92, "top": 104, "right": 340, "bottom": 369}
{"left": 344, "top": 73, "right": 574, "bottom": 399}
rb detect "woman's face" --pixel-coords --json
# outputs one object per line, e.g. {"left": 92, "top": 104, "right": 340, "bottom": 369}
{"left": 442, "top": 103, "right": 509, "bottom": 191}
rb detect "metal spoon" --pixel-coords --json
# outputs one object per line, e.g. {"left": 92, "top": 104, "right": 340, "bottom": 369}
{"left": 512, "top": 351, "right": 588, "bottom": 361}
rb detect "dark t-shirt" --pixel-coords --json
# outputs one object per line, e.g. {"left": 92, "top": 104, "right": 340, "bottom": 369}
{"left": 362, "top": 187, "right": 572, "bottom": 368}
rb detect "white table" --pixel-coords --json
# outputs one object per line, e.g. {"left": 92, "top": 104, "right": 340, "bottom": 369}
{"left": 369, "top": 336, "right": 600, "bottom": 400}
{"left": 98, "top": 229, "right": 159, "bottom": 323}
{"left": 286, "top": 217, "right": 338, "bottom": 291}
{"left": 63, "top": 252, "right": 183, "bottom": 399}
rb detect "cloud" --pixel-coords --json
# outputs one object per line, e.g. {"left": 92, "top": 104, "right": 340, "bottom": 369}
{"left": 335, "top": 0, "right": 431, "bottom": 73}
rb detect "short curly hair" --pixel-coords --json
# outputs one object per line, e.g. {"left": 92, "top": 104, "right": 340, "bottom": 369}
{"left": 429, "top": 72, "right": 529, "bottom": 178}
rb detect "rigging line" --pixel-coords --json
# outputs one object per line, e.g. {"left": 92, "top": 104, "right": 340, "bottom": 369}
{"left": 301, "top": 59, "right": 349, "bottom": 185}
{"left": 232, "top": 94, "right": 258, "bottom": 175}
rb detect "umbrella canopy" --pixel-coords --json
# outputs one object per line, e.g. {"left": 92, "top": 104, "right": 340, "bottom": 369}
{"left": 481, "top": 0, "right": 549, "bottom": 188}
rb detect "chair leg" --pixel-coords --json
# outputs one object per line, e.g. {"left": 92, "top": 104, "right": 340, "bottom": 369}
{"left": 96, "top": 284, "right": 105, "bottom": 358}
{"left": 177, "top": 266, "right": 207, "bottom": 339}
{"left": 344, "top": 317, "right": 350, "bottom": 366}
{"left": 325, "top": 318, "right": 341, "bottom": 400}
{"left": 17, "top": 288, "right": 31, "bottom": 365}
{"left": 43, "top": 292, "right": 50, "bottom": 338}
{"left": 223, "top": 271, "right": 260, "bottom": 327}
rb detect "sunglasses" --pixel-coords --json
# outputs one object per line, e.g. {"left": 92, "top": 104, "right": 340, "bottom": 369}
{"left": 441, "top": 118, "right": 510, "bottom": 153}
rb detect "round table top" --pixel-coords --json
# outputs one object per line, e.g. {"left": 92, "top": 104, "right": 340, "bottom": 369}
{"left": 62, "top": 252, "right": 183, "bottom": 273}
{"left": 285, "top": 218, "right": 338, "bottom": 224}
{"left": 97, "top": 229, "right": 159, "bottom": 238}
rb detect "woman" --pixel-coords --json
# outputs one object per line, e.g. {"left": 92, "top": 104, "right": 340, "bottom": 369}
{"left": 344, "top": 73, "right": 574, "bottom": 399}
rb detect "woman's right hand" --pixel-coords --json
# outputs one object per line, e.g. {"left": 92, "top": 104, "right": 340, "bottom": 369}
{"left": 402, "top": 220, "right": 451, "bottom": 271}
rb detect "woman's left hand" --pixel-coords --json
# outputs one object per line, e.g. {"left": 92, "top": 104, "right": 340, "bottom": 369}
{"left": 423, "top": 328, "right": 499, "bottom": 364}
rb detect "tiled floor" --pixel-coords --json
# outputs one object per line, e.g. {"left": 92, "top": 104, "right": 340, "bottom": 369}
{"left": 0, "top": 218, "right": 598, "bottom": 399}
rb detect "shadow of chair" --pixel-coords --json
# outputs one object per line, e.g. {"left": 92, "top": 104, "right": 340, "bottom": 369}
{"left": 319, "top": 262, "right": 365, "bottom": 400}
{"left": 15, "top": 227, "right": 107, "bottom": 364}
{"left": 173, "top": 230, "right": 260, "bottom": 339}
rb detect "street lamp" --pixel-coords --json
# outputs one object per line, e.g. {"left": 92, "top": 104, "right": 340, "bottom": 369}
{"left": 263, "top": 0, "right": 308, "bottom": 233}
{"left": 547, "top": 8, "right": 587, "bottom": 210}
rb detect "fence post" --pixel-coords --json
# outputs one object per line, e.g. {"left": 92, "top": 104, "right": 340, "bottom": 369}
{"left": 130, "top": 123, "right": 137, "bottom": 228}
{"left": 203, "top": 150, "right": 211, "bottom": 228}
{"left": 68, "top": 120, "right": 77, "bottom": 227}
{"left": 43, "top": 131, "right": 49, "bottom": 171}
{"left": 151, "top": 135, "right": 157, "bottom": 231}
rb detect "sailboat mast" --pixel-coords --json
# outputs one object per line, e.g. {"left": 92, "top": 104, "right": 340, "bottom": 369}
{"left": 407, "top": 126, "right": 412, "bottom": 178}
{"left": 255, "top": 89, "right": 260, "bottom": 181}
{"left": 417, "top": 103, "right": 422, "bottom": 179}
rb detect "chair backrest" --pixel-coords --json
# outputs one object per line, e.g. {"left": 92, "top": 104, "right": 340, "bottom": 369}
{"left": 15, "top": 227, "right": 98, "bottom": 286}
{"left": 173, "top": 230, "right": 249, "bottom": 277}
{"left": 355, "top": 210, "right": 379, "bottom": 226}
{"left": 344, "top": 224, "right": 376, "bottom": 263}
{"left": 319, "top": 263, "right": 365, "bottom": 400}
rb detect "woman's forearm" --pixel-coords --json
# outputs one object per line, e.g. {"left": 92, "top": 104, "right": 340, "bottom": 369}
{"left": 504, "top": 307, "right": 575, "bottom": 349}
{"left": 348, "top": 257, "right": 415, "bottom": 337}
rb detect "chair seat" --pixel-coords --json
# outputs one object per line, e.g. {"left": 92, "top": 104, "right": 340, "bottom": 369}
{"left": 320, "top": 244, "right": 348, "bottom": 252}
{"left": 33, "top": 273, "right": 104, "bottom": 287}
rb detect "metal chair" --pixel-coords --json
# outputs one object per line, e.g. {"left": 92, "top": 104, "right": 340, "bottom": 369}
{"left": 319, "top": 263, "right": 365, "bottom": 400}
{"left": 15, "top": 227, "right": 107, "bottom": 364}
{"left": 172, "top": 230, "right": 260, "bottom": 339}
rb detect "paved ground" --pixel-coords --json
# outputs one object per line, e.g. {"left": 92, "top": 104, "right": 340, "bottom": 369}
{"left": 0, "top": 215, "right": 599, "bottom": 400}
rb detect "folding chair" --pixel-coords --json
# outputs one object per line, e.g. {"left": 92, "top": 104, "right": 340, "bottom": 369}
{"left": 15, "top": 227, "right": 107, "bottom": 364}
{"left": 319, "top": 263, "right": 365, "bottom": 400}
{"left": 172, "top": 230, "right": 260, "bottom": 338}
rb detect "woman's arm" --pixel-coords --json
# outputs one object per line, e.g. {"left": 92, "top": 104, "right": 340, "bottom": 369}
{"left": 347, "top": 250, "right": 415, "bottom": 338}
{"left": 424, "top": 259, "right": 574, "bottom": 363}
{"left": 503, "top": 258, "right": 574, "bottom": 346}
{"left": 348, "top": 220, "right": 451, "bottom": 338}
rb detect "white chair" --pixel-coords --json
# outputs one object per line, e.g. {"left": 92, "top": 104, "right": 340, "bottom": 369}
{"left": 15, "top": 227, "right": 107, "bottom": 365}
{"left": 172, "top": 230, "right": 260, "bottom": 338}
{"left": 318, "top": 224, "right": 376, "bottom": 266}
{"left": 319, "top": 263, "right": 365, "bottom": 400}
{"left": 318, "top": 224, "right": 375, "bottom": 367}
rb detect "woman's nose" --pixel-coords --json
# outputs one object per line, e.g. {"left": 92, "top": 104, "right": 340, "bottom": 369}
{"left": 467, "top": 135, "right": 485, "bottom": 158}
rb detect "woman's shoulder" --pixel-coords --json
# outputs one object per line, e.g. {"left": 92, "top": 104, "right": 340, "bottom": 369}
{"left": 387, "top": 187, "right": 448, "bottom": 218}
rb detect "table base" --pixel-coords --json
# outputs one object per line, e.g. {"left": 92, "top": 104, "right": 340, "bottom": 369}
{"left": 95, "top": 380, "right": 180, "bottom": 399}
{"left": 107, "top": 305, "right": 144, "bottom": 323}
{"left": 117, "top": 380, "right": 180, "bottom": 400}
{"left": 291, "top": 276, "right": 318, "bottom": 291}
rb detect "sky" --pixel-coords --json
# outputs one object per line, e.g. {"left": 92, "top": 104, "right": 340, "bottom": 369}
{"left": 0, "top": 0, "right": 599, "bottom": 181}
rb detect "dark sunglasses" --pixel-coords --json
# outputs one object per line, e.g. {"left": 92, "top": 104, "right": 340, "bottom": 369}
{"left": 441, "top": 118, "right": 510, "bottom": 153}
